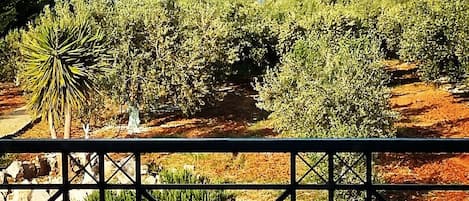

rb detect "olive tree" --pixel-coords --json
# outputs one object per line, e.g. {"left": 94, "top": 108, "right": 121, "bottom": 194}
{"left": 255, "top": 32, "right": 396, "bottom": 138}
{"left": 255, "top": 31, "right": 396, "bottom": 200}
{"left": 399, "top": 0, "right": 469, "bottom": 82}
{"left": 99, "top": 0, "right": 240, "bottom": 133}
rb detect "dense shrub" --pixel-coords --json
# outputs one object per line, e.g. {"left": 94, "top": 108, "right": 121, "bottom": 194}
{"left": 85, "top": 169, "right": 234, "bottom": 201}
{"left": 255, "top": 31, "right": 396, "bottom": 200}
{"left": 255, "top": 32, "right": 396, "bottom": 138}
{"left": 95, "top": 0, "right": 255, "bottom": 116}
{"left": 398, "top": 0, "right": 469, "bottom": 81}
{"left": 377, "top": 3, "right": 405, "bottom": 58}
{"left": 0, "top": 29, "right": 22, "bottom": 82}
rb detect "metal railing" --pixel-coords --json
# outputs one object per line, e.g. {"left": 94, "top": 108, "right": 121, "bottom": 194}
{"left": 1, "top": 138, "right": 469, "bottom": 201}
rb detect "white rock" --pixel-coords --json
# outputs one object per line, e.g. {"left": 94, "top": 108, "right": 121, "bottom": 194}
{"left": 115, "top": 156, "right": 135, "bottom": 184}
{"left": 45, "top": 154, "right": 58, "bottom": 174}
{"left": 141, "top": 165, "right": 149, "bottom": 175}
{"left": 143, "top": 175, "right": 157, "bottom": 184}
{"left": 82, "top": 163, "right": 98, "bottom": 184}
{"left": 29, "top": 190, "right": 49, "bottom": 201}
{"left": 0, "top": 171, "right": 4, "bottom": 184}
{"left": 11, "top": 180, "right": 31, "bottom": 201}
{"left": 5, "top": 161, "right": 22, "bottom": 181}
{"left": 70, "top": 189, "right": 93, "bottom": 201}
{"left": 183, "top": 164, "right": 195, "bottom": 171}
{"left": 0, "top": 189, "right": 8, "bottom": 201}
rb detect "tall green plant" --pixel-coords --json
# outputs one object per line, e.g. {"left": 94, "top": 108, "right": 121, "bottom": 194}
{"left": 20, "top": 1, "right": 108, "bottom": 138}
{"left": 255, "top": 32, "right": 395, "bottom": 138}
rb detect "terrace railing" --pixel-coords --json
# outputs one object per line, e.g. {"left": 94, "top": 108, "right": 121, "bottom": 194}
{"left": 1, "top": 138, "right": 469, "bottom": 201}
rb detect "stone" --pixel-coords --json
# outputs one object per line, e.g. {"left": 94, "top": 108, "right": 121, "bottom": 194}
{"left": 5, "top": 161, "right": 22, "bottom": 181}
{"left": 30, "top": 190, "right": 49, "bottom": 201}
{"left": 143, "top": 175, "right": 157, "bottom": 184}
{"left": 115, "top": 156, "right": 136, "bottom": 184}
{"left": 29, "top": 179, "right": 49, "bottom": 201}
{"left": 0, "top": 172, "right": 4, "bottom": 184}
{"left": 0, "top": 188, "right": 9, "bottom": 201}
{"left": 141, "top": 164, "right": 149, "bottom": 175}
{"left": 11, "top": 180, "right": 31, "bottom": 201}
{"left": 70, "top": 189, "right": 93, "bottom": 201}
{"left": 183, "top": 164, "right": 195, "bottom": 171}
{"left": 45, "top": 153, "right": 58, "bottom": 174}
{"left": 21, "top": 163, "right": 37, "bottom": 181}
{"left": 37, "top": 157, "right": 51, "bottom": 177}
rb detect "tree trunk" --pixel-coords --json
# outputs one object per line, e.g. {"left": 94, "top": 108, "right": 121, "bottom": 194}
{"left": 127, "top": 103, "right": 140, "bottom": 134}
{"left": 64, "top": 103, "right": 71, "bottom": 139}
{"left": 48, "top": 110, "right": 57, "bottom": 139}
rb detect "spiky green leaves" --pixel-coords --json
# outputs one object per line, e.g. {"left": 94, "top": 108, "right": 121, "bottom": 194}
{"left": 20, "top": 1, "right": 108, "bottom": 125}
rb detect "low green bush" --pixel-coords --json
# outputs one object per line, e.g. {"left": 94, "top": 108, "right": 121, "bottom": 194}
{"left": 85, "top": 169, "right": 234, "bottom": 201}
{"left": 0, "top": 30, "right": 21, "bottom": 82}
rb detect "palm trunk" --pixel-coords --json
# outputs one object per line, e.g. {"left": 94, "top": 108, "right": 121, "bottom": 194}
{"left": 48, "top": 110, "right": 57, "bottom": 139}
{"left": 64, "top": 103, "right": 71, "bottom": 139}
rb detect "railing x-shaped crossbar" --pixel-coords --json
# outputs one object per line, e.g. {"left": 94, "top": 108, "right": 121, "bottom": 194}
{"left": 1, "top": 138, "right": 469, "bottom": 201}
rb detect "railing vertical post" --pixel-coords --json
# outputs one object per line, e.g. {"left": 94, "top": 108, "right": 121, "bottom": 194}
{"left": 61, "top": 152, "right": 69, "bottom": 201}
{"left": 98, "top": 152, "right": 105, "bottom": 201}
{"left": 365, "top": 152, "right": 372, "bottom": 201}
{"left": 135, "top": 153, "right": 142, "bottom": 201}
{"left": 328, "top": 152, "right": 335, "bottom": 201}
{"left": 290, "top": 152, "right": 297, "bottom": 201}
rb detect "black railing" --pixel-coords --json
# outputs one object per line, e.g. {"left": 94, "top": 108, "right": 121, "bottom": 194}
{"left": 1, "top": 138, "right": 469, "bottom": 201}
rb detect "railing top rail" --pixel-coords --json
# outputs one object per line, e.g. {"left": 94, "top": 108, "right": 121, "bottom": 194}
{"left": 1, "top": 138, "right": 469, "bottom": 153}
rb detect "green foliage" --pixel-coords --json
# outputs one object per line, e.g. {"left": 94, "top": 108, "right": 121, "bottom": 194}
{"left": 95, "top": 0, "right": 240, "bottom": 115}
{"left": 0, "top": 153, "right": 16, "bottom": 169}
{"left": 19, "top": 1, "right": 108, "bottom": 125}
{"left": 377, "top": 3, "right": 404, "bottom": 58}
{"left": 398, "top": 0, "right": 469, "bottom": 81}
{"left": 0, "top": 31, "right": 21, "bottom": 82}
{"left": 255, "top": 33, "right": 396, "bottom": 138}
{"left": 85, "top": 169, "right": 234, "bottom": 201}
{"left": 89, "top": 0, "right": 278, "bottom": 115}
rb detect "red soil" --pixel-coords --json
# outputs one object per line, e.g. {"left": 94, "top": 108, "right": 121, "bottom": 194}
{"left": 0, "top": 82, "right": 25, "bottom": 114}
{"left": 381, "top": 62, "right": 469, "bottom": 200}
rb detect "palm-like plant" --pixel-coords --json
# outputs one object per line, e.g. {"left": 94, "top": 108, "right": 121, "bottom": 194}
{"left": 20, "top": 3, "right": 108, "bottom": 139}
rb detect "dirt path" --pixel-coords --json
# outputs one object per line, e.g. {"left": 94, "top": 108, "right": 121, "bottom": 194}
{"left": 0, "top": 83, "right": 34, "bottom": 138}
{"left": 381, "top": 61, "right": 469, "bottom": 201}
{"left": 0, "top": 106, "right": 35, "bottom": 138}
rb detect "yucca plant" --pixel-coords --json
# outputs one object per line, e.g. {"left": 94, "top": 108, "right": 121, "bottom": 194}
{"left": 20, "top": 1, "right": 108, "bottom": 139}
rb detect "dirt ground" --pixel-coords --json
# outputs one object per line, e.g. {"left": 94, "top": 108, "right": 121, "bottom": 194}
{"left": 380, "top": 61, "right": 469, "bottom": 201}
{"left": 0, "top": 82, "right": 25, "bottom": 115}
